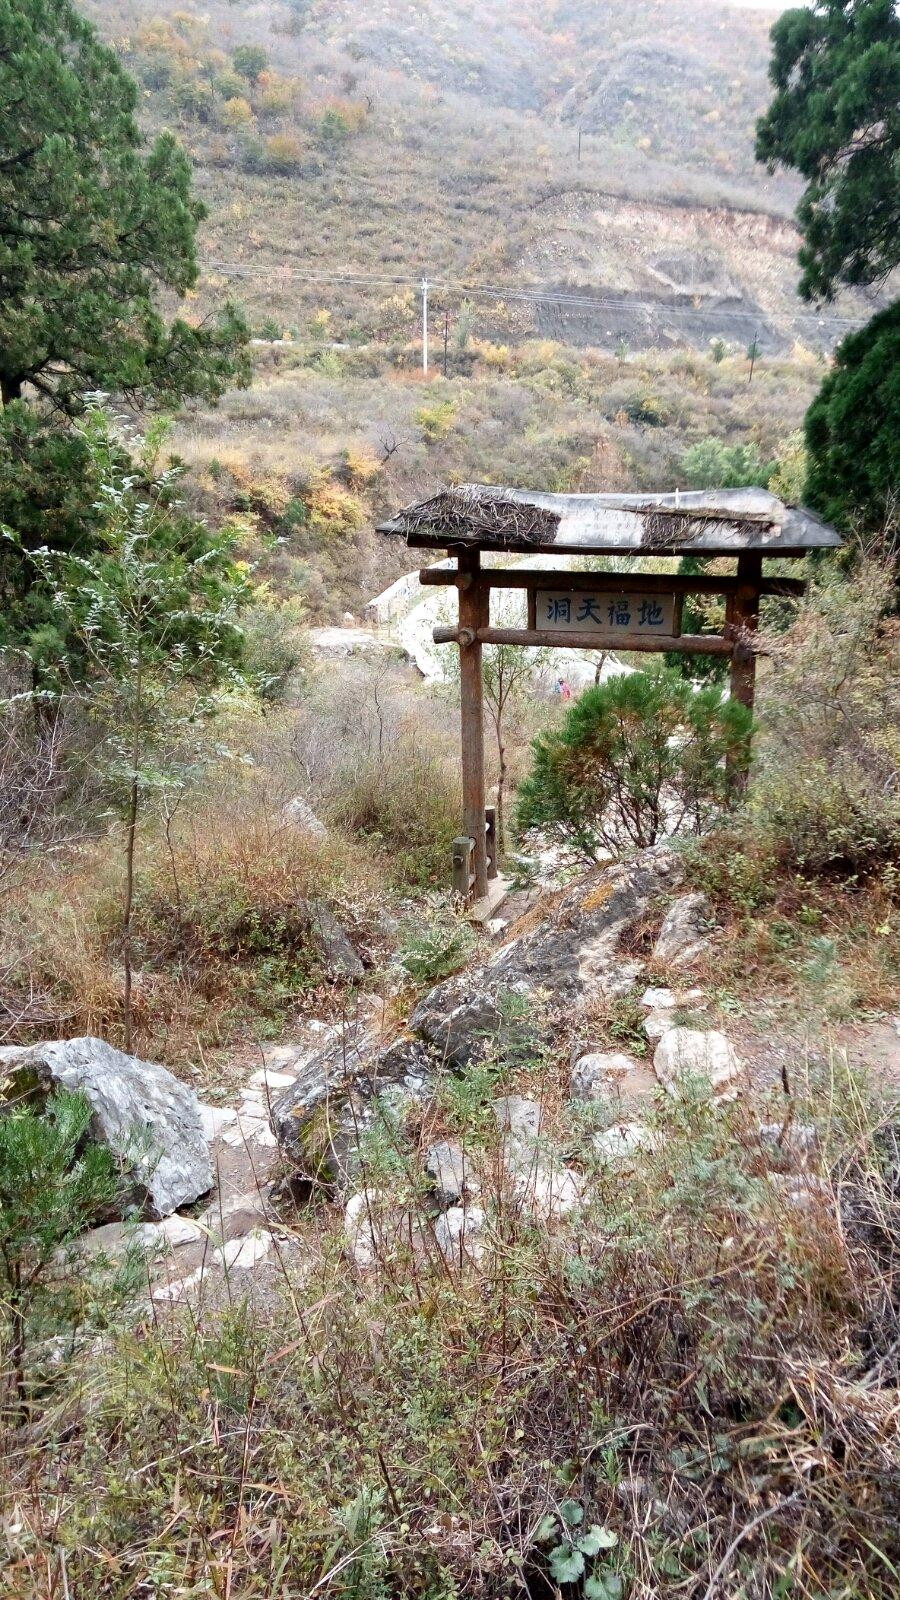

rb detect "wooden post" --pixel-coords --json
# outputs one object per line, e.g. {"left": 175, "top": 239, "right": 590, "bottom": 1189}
{"left": 457, "top": 548, "right": 489, "bottom": 900}
{"left": 728, "top": 552, "right": 762, "bottom": 789}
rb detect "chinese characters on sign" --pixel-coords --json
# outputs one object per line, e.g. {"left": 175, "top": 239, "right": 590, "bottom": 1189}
{"left": 536, "top": 590, "right": 677, "bottom": 641}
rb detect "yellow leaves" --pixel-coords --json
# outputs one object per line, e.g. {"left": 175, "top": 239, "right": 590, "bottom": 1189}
{"left": 307, "top": 482, "right": 365, "bottom": 538}
{"left": 222, "top": 96, "right": 254, "bottom": 129}
{"left": 341, "top": 447, "right": 382, "bottom": 489}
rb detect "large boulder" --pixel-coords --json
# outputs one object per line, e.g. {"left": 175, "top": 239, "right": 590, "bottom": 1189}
{"left": 0, "top": 1037, "right": 213, "bottom": 1219}
{"left": 411, "top": 847, "right": 683, "bottom": 1069}
{"left": 270, "top": 1027, "right": 434, "bottom": 1185}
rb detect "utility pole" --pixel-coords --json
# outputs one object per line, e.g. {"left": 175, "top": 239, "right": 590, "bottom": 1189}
{"left": 577, "top": 127, "right": 582, "bottom": 165}
{"left": 747, "top": 330, "right": 760, "bottom": 386}
{"left": 421, "top": 277, "right": 429, "bottom": 375}
{"left": 443, "top": 308, "right": 450, "bottom": 378}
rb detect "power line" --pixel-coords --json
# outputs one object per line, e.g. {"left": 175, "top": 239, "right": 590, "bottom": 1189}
{"left": 205, "top": 260, "right": 866, "bottom": 331}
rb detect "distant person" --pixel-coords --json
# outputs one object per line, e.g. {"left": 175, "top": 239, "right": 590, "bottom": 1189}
{"left": 560, "top": 677, "right": 573, "bottom": 701}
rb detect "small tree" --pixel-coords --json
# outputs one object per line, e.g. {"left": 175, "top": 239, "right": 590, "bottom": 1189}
{"left": 517, "top": 669, "right": 752, "bottom": 863}
{"left": 232, "top": 44, "right": 269, "bottom": 82}
{"left": 440, "top": 597, "right": 550, "bottom": 858}
{"left": 0, "top": 1089, "right": 119, "bottom": 1413}
{"left": 29, "top": 411, "right": 250, "bottom": 1048}
{"left": 481, "top": 632, "right": 552, "bottom": 856}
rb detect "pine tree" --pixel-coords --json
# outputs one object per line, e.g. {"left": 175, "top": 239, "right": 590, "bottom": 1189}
{"left": 805, "top": 302, "right": 900, "bottom": 537}
{"left": 756, "top": 0, "right": 900, "bottom": 301}
{"left": 0, "top": 0, "right": 249, "bottom": 409}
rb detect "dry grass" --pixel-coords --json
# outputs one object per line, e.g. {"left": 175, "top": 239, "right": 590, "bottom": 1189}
{"left": 3, "top": 1047, "right": 899, "bottom": 1598}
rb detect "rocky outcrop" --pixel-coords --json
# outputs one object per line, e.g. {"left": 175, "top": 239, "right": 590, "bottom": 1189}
{"left": 652, "top": 893, "right": 712, "bottom": 969}
{"left": 270, "top": 1029, "right": 433, "bottom": 1184}
{"left": 411, "top": 847, "right": 683, "bottom": 1070}
{"left": 0, "top": 1037, "right": 213, "bottom": 1219}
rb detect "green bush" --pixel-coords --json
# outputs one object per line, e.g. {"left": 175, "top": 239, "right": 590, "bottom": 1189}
{"left": 0, "top": 1090, "right": 120, "bottom": 1408}
{"left": 805, "top": 301, "right": 900, "bottom": 540}
{"left": 681, "top": 437, "right": 773, "bottom": 490}
{"left": 398, "top": 904, "right": 476, "bottom": 986}
{"left": 517, "top": 668, "right": 752, "bottom": 860}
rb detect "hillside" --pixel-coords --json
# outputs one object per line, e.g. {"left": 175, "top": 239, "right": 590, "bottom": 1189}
{"left": 85, "top": 0, "right": 877, "bottom": 351}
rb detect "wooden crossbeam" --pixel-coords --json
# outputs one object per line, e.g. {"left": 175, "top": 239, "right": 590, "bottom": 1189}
{"left": 420, "top": 567, "right": 804, "bottom": 598}
{"left": 433, "top": 625, "right": 741, "bottom": 657}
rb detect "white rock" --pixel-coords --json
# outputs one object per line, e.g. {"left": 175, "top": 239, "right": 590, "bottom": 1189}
{"left": 215, "top": 1228, "right": 273, "bottom": 1270}
{"left": 283, "top": 796, "right": 328, "bottom": 837}
{"left": 151, "top": 1265, "right": 206, "bottom": 1303}
{"left": 572, "top": 1051, "right": 641, "bottom": 1101}
{"left": 425, "top": 1140, "right": 477, "bottom": 1205}
{"left": 343, "top": 1190, "right": 415, "bottom": 1268}
{"left": 493, "top": 1095, "right": 544, "bottom": 1141}
{"left": 433, "top": 1203, "right": 487, "bottom": 1262}
{"left": 641, "top": 986, "right": 677, "bottom": 1011}
{"left": 774, "top": 1173, "right": 832, "bottom": 1211}
{"left": 61, "top": 1219, "right": 161, "bottom": 1265}
{"left": 494, "top": 1095, "right": 547, "bottom": 1177}
{"left": 198, "top": 1103, "right": 238, "bottom": 1141}
{"left": 248, "top": 1068, "right": 297, "bottom": 1091}
{"left": 199, "top": 1187, "right": 273, "bottom": 1242}
{"left": 653, "top": 1028, "right": 742, "bottom": 1098}
{"left": 513, "top": 1162, "right": 583, "bottom": 1220}
{"left": 643, "top": 1009, "right": 675, "bottom": 1045}
{"left": 0, "top": 1036, "right": 213, "bottom": 1219}
{"left": 653, "top": 894, "right": 712, "bottom": 968}
{"left": 594, "top": 1123, "right": 659, "bottom": 1162}
{"left": 158, "top": 1214, "right": 205, "bottom": 1249}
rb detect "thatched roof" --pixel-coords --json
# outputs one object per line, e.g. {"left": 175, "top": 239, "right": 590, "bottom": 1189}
{"left": 377, "top": 484, "right": 841, "bottom": 557}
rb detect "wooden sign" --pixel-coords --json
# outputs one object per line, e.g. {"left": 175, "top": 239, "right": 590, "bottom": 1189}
{"left": 535, "top": 589, "right": 678, "bottom": 642}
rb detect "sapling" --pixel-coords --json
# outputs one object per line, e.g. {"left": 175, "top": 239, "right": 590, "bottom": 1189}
{"left": 30, "top": 408, "right": 249, "bottom": 1048}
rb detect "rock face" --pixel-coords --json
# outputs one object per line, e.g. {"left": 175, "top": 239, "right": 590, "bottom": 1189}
{"left": 270, "top": 1028, "right": 434, "bottom": 1183}
{"left": 653, "top": 1028, "right": 741, "bottom": 1098}
{"left": 411, "top": 847, "right": 683, "bottom": 1070}
{"left": 652, "top": 893, "right": 712, "bottom": 968}
{"left": 411, "top": 988, "right": 505, "bottom": 1072}
{"left": 0, "top": 1037, "right": 213, "bottom": 1219}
